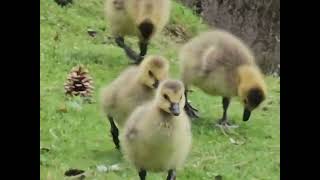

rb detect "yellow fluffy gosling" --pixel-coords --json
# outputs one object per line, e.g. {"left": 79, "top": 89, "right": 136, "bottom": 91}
{"left": 100, "top": 55, "right": 169, "bottom": 149}
{"left": 121, "top": 79, "right": 192, "bottom": 180}
{"left": 105, "top": 0, "right": 171, "bottom": 64}
{"left": 180, "top": 29, "right": 267, "bottom": 128}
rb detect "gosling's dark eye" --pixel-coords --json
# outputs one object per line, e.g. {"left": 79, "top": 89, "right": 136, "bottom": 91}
{"left": 148, "top": 70, "right": 154, "bottom": 77}
{"left": 163, "top": 94, "right": 169, "bottom": 101}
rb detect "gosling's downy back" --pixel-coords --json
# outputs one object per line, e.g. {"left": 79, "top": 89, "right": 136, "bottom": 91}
{"left": 180, "top": 29, "right": 255, "bottom": 73}
{"left": 105, "top": 0, "right": 137, "bottom": 37}
{"left": 180, "top": 29, "right": 260, "bottom": 97}
{"left": 125, "top": 0, "right": 171, "bottom": 39}
{"left": 105, "top": 0, "right": 171, "bottom": 39}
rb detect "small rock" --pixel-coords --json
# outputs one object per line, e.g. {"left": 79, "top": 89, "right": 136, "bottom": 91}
{"left": 96, "top": 165, "right": 108, "bottom": 172}
{"left": 109, "top": 164, "right": 121, "bottom": 171}
{"left": 96, "top": 164, "right": 121, "bottom": 173}
{"left": 229, "top": 138, "right": 244, "bottom": 145}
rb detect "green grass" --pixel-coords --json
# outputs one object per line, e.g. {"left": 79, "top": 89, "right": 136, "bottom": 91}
{"left": 40, "top": 0, "right": 280, "bottom": 179}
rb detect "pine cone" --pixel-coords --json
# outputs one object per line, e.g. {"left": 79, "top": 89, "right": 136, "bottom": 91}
{"left": 64, "top": 65, "right": 94, "bottom": 99}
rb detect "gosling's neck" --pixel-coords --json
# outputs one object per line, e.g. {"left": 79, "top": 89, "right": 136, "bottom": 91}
{"left": 237, "top": 65, "right": 264, "bottom": 94}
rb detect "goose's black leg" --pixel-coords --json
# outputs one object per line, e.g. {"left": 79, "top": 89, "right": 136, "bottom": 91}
{"left": 216, "top": 97, "right": 238, "bottom": 129}
{"left": 139, "top": 40, "right": 148, "bottom": 56}
{"left": 107, "top": 115, "right": 120, "bottom": 150}
{"left": 115, "top": 36, "right": 142, "bottom": 64}
{"left": 166, "top": 169, "right": 176, "bottom": 180}
{"left": 139, "top": 169, "right": 147, "bottom": 180}
{"left": 137, "top": 40, "right": 148, "bottom": 64}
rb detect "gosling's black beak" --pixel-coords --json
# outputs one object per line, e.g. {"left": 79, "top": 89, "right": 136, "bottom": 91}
{"left": 243, "top": 108, "right": 251, "bottom": 121}
{"left": 152, "top": 79, "right": 159, "bottom": 88}
{"left": 169, "top": 103, "right": 180, "bottom": 116}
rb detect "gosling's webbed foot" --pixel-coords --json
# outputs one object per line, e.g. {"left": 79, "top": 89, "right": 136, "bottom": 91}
{"left": 215, "top": 118, "right": 239, "bottom": 129}
{"left": 184, "top": 101, "right": 199, "bottom": 118}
